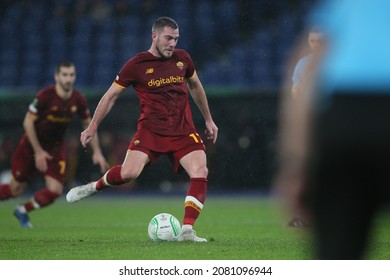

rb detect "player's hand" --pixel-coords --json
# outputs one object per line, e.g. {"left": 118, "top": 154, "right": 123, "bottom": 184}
{"left": 92, "top": 152, "right": 110, "bottom": 174}
{"left": 34, "top": 150, "right": 53, "bottom": 173}
{"left": 205, "top": 120, "right": 218, "bottom": 144}
{"left": 80, "top": 128, "right": 95, "bottom": 148}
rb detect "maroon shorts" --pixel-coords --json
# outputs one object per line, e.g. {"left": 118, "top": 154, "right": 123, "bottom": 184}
{"left": 128, "top": 129, "right": 206, "bottom": 173}
{"left": 11, "top": 138, "right": 66, "bottom": 184}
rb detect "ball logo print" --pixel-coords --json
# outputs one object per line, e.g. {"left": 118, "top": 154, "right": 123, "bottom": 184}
{"left": 148, "top": 213, "right": 181, "bottom": 241}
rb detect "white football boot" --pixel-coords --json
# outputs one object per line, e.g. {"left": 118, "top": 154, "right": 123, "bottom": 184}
{"left": 66, "top": 182, "right": 98, "bottom": 203}
{"left": 175, "top": 226, "right": 207, "bottom": 242}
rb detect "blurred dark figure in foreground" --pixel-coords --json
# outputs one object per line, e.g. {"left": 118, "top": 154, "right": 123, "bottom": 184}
{"left": 275, "top": 0, "right": 390, "bottom": 259}
{"left": 287, "top": 26, "right": 326, "bottom": 228}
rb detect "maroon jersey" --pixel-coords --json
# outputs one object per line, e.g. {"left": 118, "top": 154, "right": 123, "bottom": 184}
{"left": 22, "top": 86, "right": 90, "bottom": 149}
{"left": 114, "top": 49, "right": 197, "bottom": 136}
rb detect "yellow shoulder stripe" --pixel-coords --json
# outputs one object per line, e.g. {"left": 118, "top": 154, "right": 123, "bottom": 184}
{"left": 188, "top": 70, "right": 197, "bottom": 80}
{"left": 113, "top": 81, "right": 126, "bottom": 89}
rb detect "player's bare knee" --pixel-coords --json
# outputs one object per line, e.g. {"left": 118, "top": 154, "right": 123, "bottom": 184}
{"left": 192, "top": 165, "right": 208, "bottom": 178}
{"left": 120, "top": 168, "right": 141, "bottom": 181}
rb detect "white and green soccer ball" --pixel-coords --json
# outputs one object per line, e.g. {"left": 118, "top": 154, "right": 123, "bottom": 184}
{"left": 148, "top": 213, "right": 181, "bottom": 241}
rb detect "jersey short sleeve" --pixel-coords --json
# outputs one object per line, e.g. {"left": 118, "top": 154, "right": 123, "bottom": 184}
{"left": 28, "top": 89, "right": 47, "bottom": 116}
{"left": 182, "top": 51, "right": 196, "bottom": 79}
{"left": 114, "top": 59, "right": 137, "bottom": 89}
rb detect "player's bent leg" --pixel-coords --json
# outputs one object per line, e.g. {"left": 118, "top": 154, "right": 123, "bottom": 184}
{"left": 120, "top": 150, "right": 150, "bottom": 181}
{"left": 66, "top": 150, "right": 150, "bottom": 203}
{"left": 96, "top": 150, "right": 149, "bottom": 190}
{"left": 14, "top": 177, "right": 62, "bottom": 228}
{"left": 21, "top": 179, "right": 62, "bottom": 211}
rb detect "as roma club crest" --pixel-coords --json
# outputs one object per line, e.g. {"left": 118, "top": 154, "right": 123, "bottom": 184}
{"left": 176, "top": 61, "right": 184, "bottom": 70}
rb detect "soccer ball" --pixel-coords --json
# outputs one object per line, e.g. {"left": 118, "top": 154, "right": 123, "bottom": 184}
{"left": 148, "top": 213, "right": 181, "bottom": 241}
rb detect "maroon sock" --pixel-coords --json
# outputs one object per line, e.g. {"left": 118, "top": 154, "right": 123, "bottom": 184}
{"left": 183, "top": 178, "right": 207, "bottom": 226}
{"left": 95, "top": 165, "right": 126, "bottom": 191}
{"left": 24, "top": 188, "right": 60, "bottom": 212}
{"left": 0, "top": 184, "right": 13, "bottom": 200}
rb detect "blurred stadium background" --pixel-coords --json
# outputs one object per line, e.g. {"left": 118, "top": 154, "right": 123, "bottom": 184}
{"left": 0, "top": 0, "right": 317, "bottom": 194}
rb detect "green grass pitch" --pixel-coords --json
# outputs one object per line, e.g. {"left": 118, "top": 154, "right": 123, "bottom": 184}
{"left": 0, "top": 195, "right": 389, "bottom": 260}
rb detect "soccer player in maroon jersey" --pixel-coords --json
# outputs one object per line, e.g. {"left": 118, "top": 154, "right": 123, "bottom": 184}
{"left": 66, "top": 17, "right": 218, "bottom": 242}
{"left": 0, "top": 61, "right": 109, "bottom": 228}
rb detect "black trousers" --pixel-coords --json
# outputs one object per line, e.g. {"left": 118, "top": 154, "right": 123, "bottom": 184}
{"left": 305, "top": 93, "right": 390, "bottom": 259}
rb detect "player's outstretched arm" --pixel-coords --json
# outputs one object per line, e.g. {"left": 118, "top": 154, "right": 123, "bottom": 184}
{"left": 187, "top": 72, "right": 218, "bottom": 143}
{"left": 80, "top": 83, "right": 124, "bottom": 147}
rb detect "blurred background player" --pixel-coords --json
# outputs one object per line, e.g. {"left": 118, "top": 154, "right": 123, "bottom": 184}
{"left": 287, "top": 26, "right": 325, "bottom": 228}
{"left": 0, "top": 61, "right": 109, "bottom": 228}
{"left": 276, "top": 0, "right": 390, "bottom": 259}
{"left": 66, "top": 17, "right": 218, "bottom": 242}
